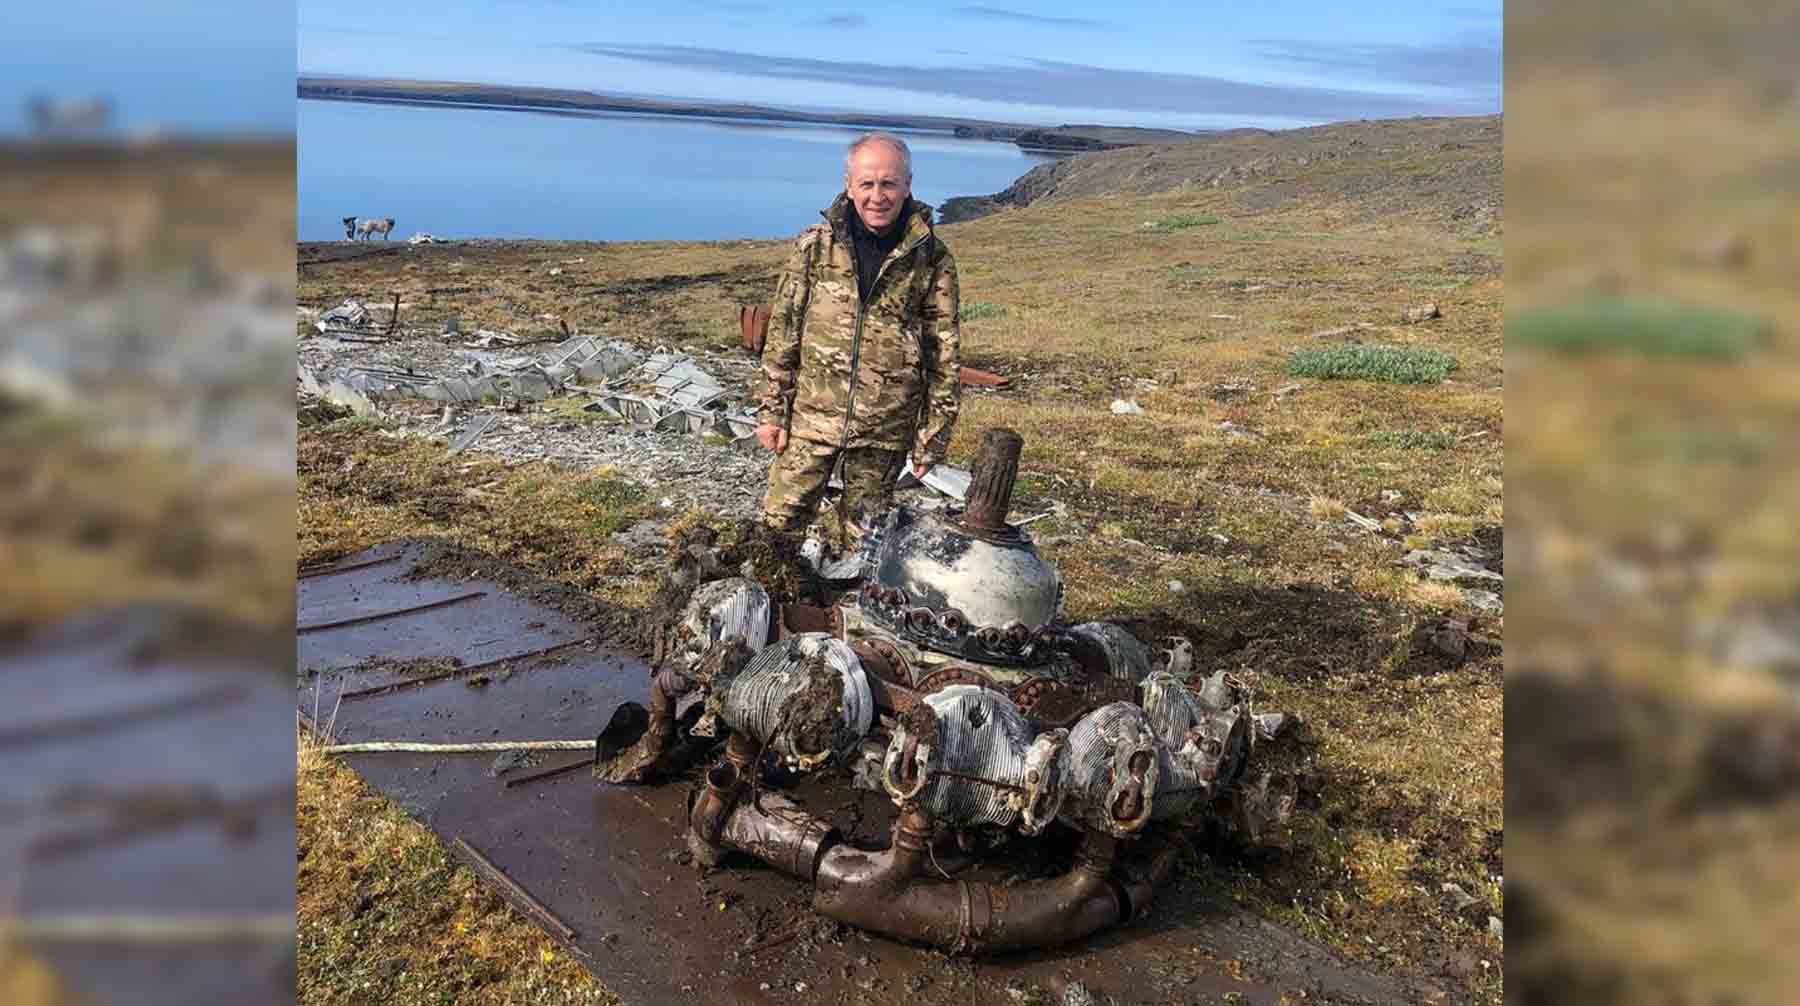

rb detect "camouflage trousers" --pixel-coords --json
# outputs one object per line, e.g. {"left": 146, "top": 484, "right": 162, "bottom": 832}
{"left": 761, "top": 440, "right": 907, "bottom": 534}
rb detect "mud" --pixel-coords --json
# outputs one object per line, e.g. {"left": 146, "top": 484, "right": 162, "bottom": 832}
{"left": 779, "top": 652, "right": 853, "bottom": 762}
{"left": 298, "top": 543, "right": 1442, "bottom": 1005}
{"left": 402, "top": 537, "right": 638, "bottom": 643}
{"left": 2, "top": 609, "right": 295, "bottom": 1005}
{"left": 299, "top": 654, "right": 462, "bottom": 684}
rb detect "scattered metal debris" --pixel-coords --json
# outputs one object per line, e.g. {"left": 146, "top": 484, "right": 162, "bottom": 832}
{"left": 316, "top": 299, "right": 368, "bottom": 331}
{"left": 448, "top": 414, "right": 500, "bottom": 456}
{"left": 502, "top": 757, "right": 593, "bottom": 789}
{"left": 1109, "top": 399, "right": 1143, "bottom": 415}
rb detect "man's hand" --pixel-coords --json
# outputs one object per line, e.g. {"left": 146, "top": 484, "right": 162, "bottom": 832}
{"left": 756, "top": 423, "right": 788, "bottom": 453}
{"left": 912, "top": 462, "right": 929, "bottom": 478}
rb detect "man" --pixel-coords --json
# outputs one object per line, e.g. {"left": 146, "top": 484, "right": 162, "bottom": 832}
{"left": 754, "top": 132, "right": 961, "bottom": 533}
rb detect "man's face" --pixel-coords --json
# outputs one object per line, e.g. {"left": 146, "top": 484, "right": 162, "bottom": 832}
{"left": 845, "top": 143, "right": 911, "bottom": 234}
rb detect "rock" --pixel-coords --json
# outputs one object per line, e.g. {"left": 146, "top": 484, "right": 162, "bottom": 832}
{"left": 1168, "top": 580, "right": 1185, "bottom": 594}
{"left": 1274, "top": 381, "right": 1302, "bottom": 398}
{"left": 1109, "top": 399, "right": 1143, "bottom": 415}
{"left": 1461, "top": 588, "right": 1504, "bottom": 613}
{"left": 1403, "top": 302, "right": 1441, "bottom": 324}
{"left": 1254, "top": 712, "right": 1296, "bottom": 741}
{"left": 1403, "top": 547, "right": 1502, "bottom": 584}
{"left": 1696, "top": 233, "right": 1750, "bottom": 268}
{"left": 487, "top": 749, "right": 532, "bottom": 777}
{"left": 1441, "top": 882, "right": 1481, "bottom": 911}
{"left": 1424, "top": 619, "right": 1472, "bottom": 662}
{"left": 1209, "top": 381, "right": 1255, "bottom": 401}
{"left": 611, "top": 519, "right": 668, "bottom": 553}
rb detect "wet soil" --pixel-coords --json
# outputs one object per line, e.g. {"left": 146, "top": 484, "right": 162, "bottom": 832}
{"left": 403, "top": 538, "right": 639, "bottom": 644}
{"left": 3, "top": 611, "right": 296, "bottom": 1005}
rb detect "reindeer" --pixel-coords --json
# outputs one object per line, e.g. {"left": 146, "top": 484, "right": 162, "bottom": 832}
{"left": 343, "top": 217, "right": 396, "bottom": 241}
{"left": 26, "top": 96, "right": 110, "bottom": 137}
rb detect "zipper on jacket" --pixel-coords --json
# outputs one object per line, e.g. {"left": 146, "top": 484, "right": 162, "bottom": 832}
{"left": 838, "top": 213, "right": 928, "bottom": 455}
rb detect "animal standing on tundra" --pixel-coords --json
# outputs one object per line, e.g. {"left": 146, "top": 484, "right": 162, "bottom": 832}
{"left": 342, "top": 216, "right": 396, "bottom": 241}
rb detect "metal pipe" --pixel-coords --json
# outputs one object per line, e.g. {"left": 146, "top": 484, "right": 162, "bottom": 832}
{"left": 685, "top": 734, "right": 758, "bottom": 867}
{"left": 717, "top": 790, "right": 840, "bottom": 881}
{"left": 1118, "top": 832, "right": 1183, "bottom": 922}
{"left": 960, "top": 428, "right": 1023, "bottom": 533}
{"left": 642, "top": 666, "right": 689, "bottom": 754}
{"left": 708, "top": 789, "right": 1146, "bottom": 954}
{"left": 814, "top": 822, "right": 1125, "bottom": 953}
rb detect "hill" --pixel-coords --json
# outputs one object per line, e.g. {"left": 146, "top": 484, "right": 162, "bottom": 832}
{"left": 941, "top": 114, "right": 1500, "bottom": 228}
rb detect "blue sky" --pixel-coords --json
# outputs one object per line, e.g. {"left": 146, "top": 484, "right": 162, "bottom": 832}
{"left": 1, "top": 2, "right": 294, "bottom": 135}
{"left": 299, "top": 1, "right": 1501, "bottom": 131}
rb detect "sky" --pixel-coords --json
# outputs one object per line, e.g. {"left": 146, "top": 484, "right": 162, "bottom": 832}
{"left": 298, "top": 1, "right": 1502, "bottom": 132}
{"left": 1, "top": 2, "right": 295, "bottom": 135}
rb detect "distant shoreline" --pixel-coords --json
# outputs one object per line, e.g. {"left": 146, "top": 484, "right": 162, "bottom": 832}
{"left": 297, "top": 77, "right": 1201, "bottom": 153}
{"left": 301, "top": 92, "right": 980, "bottom": 139}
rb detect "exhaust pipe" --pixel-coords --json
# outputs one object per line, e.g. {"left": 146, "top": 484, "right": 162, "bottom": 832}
{"left": 691, "top": 786, "right": 1166, "bottom": 954}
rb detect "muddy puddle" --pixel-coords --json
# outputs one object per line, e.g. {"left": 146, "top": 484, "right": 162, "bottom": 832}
{"left": 2, "top": 614, "right": 295, "bottom": 1004}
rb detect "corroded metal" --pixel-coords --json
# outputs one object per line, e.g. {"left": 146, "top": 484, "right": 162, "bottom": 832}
{"left": 641, "top": 427, "right": 1301, "bottom": 958}
{"left": 959, "top": 428, "right": 1023, "bottom": 533}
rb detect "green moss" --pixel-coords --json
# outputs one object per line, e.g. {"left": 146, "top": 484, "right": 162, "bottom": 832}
{"left": 1288, "top": 345, "right": 1459, "bottom": 384}
{"left": 1509, "top": 297, "right": 1765, "bottom": 358}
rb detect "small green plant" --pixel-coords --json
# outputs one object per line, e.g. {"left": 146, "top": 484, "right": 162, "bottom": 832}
{"left": 1146, "top": 214, "right": 1221, "bottom": 232}
{"left": 1288, "top": 345, "right": 1459, "bottom": 384}
{"left": 1509, "top": 298, "right": 1765, "bottom": 358}
{"left": 958, "top": 301, "right": 1008, "bottom": 322}
{"left": 1368, "top": 429, "right": 1456, "bottom": 450}
{"left": 575, "top": 477, "right": 646, "bottom": 510}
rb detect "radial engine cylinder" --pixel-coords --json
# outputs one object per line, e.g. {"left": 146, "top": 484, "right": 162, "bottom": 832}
{"left": 713, "top": 632, "right": 874, "bottom": 771}
{"left": 882, "top": 684, "right": 1067, "bottom": 835}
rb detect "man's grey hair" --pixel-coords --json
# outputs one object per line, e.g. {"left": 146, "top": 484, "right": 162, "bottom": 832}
{"left": 846, "top": 132, "right": 913, "bottom": 182}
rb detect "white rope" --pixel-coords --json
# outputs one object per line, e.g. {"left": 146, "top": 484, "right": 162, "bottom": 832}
{"left": 1, "top": 914, "right": 293, "bottom": 943}
{"left": 319, "top": 739, "right": 595, "bottom": 754}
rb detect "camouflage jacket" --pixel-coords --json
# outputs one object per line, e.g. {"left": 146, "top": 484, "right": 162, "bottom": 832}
{"left": 754, "top": 194, "right": 961, "bottom": 467}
